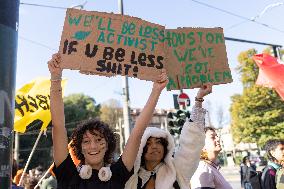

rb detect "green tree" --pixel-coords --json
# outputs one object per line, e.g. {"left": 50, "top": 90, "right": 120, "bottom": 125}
{"left": 230, "top": 49, "right": 284, "bottom": 146}
{"left": 64, "top": 93, "right": 101, "bottom": 125}
{"left": 100, "top": 99, "right": 123, "bottom": 155}
{"left": 100, "top": 99, "right": 122, "bottom": 130}
{"left": 18, "top": 121, "right": 54, "bottom": 170}
{"left": 262, "top": 47, "right": 284, "bottom": 57}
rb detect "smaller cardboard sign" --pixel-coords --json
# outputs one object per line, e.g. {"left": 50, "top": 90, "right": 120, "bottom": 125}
{"left": 59, "top": 8, "right": 166, "bottom": 81}
{"left": 165, "top": 27, "right": 233, "bottom": 90}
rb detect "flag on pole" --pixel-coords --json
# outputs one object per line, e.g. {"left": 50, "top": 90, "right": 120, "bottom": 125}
{"left": 253, "top": 53, "right": 284, "bottom": 100}
{"left": 14, "top": 78, "right": 67, "bottom": 133}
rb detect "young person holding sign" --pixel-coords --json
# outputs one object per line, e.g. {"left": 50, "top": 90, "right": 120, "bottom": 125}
{"left": 47, "top": 53, "right": 168, "bottom": 189}
{"left": 125, "top": 84, "right": 212, "bottom": 189}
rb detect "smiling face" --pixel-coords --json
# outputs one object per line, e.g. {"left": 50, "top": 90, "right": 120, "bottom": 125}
{"left": 204, "top": 130, "right": 222, "bottom": 154}
{"left": 144, "top": 137, "right": 165, "bottom": 164}
{"left": 81, "top": 130, "right": 108, "bottom": 169}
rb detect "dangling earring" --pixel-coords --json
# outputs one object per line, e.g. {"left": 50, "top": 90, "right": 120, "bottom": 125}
{"left": 200, "top": 150, "right": 208, "bottom": 160}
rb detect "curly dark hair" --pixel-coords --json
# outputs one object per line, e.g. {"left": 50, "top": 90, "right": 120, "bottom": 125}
{"left": 70, "top": 119, "right": 116, "bottom": 165}
{"left": 264, "top": 139, "right": 284, "bottom": 161}
{"left": 242, "top": 156, "right": 250, "bottom": 164}
{"left": 204, "top": 127, "right": 216, "bottom": 133}
{"left": 141, "top": 137, "right": 168, "bottom": 166}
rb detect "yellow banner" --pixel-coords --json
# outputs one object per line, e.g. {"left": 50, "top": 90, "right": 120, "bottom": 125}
{"left": 14, "top": 78, "right": 67, "bottom": 133}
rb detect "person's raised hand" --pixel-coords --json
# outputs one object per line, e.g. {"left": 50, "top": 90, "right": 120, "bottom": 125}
{"left": 152, "top": 69, "right": 168, "bottom": 92}
{"left": 48, "top": 53, "right": 62, "bottom": 79}
{"left": 196, "top": 83, "right": 213, "bottom": 99}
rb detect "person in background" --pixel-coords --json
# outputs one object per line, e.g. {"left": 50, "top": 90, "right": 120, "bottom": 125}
{"left": 262, "top": 139, "right": 284, "bottom": 189}
{"left": 24, "top": 176, "right": 39, "bottom": 189}
{"left": 276, "top": 160, "right": 284, "bottom": 189}
{"left": 190, "top": 127, "right": 233, "bottom": 189}
{"left": 13, "top": 169, "right": 24, "bottom": 186}
{"left": 125, "top": 84, "right": 212, "bottom": 189}
{"left": 240, "top": 156, "right": 256, "bottom": 189}
{"left": 40, "top": 173, "right": 57, "bottom": 189}
{"left": 48, "top": 53, "right": 168, "bottom": 189}
{"left": 34, "top": 166, "right": 44, "bottom": 179}
{"left": 12, "top": 159, "right": 24, "bottom": 189}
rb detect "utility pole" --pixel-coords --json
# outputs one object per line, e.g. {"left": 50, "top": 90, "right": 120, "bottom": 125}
{"left": 272, "top": 46, "right": 279, "bottom": 58}
{"left": 118, "top": 0, "right": 132, "bottom": 142}
{"left": 0, "top": 0, "right": 19, "bottom": 188}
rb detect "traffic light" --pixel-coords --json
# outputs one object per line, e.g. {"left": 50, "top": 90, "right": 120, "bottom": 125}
{"left": 167, "top": 109, "right": 191, "bottom": 136}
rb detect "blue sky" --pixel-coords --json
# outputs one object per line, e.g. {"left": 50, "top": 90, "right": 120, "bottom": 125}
{"left": 17, "top": 0, "right": 284, "bottom": 126}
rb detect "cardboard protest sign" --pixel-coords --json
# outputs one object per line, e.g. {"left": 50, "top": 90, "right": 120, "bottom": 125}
{"left": 59, "top": 8, "right": 166, "bottom": 81}
{"left": 164, "top": 27, "right": 232, "bottom": 90}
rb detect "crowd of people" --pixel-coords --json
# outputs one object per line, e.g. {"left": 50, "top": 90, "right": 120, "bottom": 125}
{"left": 12, "top": 163, "right": 57, "bottom": 189}
{"left": 11, "top": 53, "right": 283, "bottom": 189}
{"left": 240, "top": 139, "right": 284, "bottom": 189}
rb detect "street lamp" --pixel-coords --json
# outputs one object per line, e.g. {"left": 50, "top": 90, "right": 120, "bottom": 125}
{"left": 70, "top": 1, "right": 87, "bottom": 10}
{"left": 251, "top": 2, "right": 284, "bottom": 21}
{"left": 226, "top": 2, "right": 284, "bottom": 30}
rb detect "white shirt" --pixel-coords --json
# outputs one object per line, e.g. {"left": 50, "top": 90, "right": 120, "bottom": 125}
{"left": 191, "top": 161, "right": 233, "bottom": 189}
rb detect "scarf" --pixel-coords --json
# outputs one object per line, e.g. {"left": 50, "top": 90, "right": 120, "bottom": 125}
{"left": 268, "top": 161, "right": 282, "bottom": 170}
{"left": 138, "top": 163, "right": 164, "bottom": 188}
